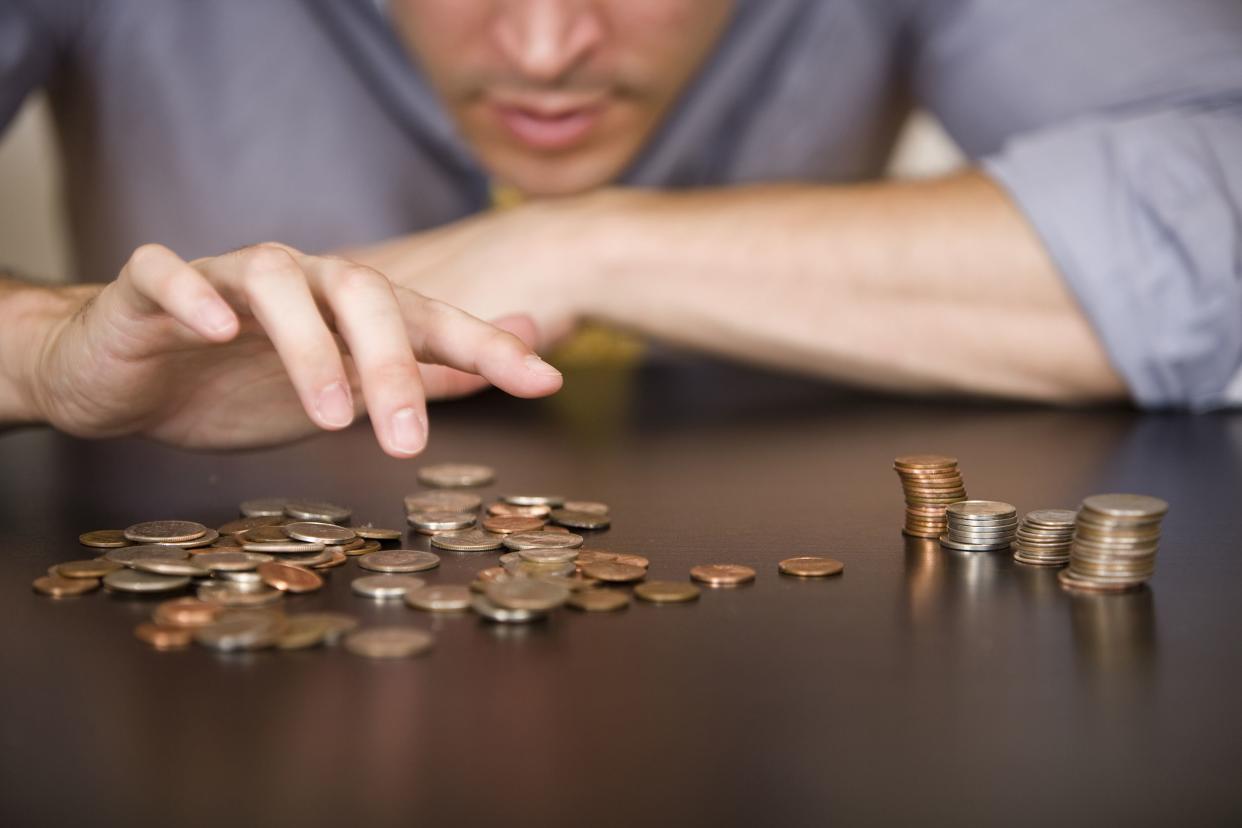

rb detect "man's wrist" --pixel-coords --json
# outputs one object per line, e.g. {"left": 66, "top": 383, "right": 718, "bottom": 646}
{"left": 0, "top": 281, "right": 79, "bottom": 425}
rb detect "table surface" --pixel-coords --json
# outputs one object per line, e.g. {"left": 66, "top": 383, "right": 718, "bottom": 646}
{"left": 2, "top": 360, "right": 1240, "bottom": 827}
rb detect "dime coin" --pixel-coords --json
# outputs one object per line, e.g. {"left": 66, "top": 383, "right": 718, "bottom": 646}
{"left": 54, "top": 559, "right": 123, "bottom": 579}
{"left": 487, "top": 502, "right": 551, "bottom": 519}
{"left": 503, "top": 531, "right": 583, "bottom": 551}
{"left": 153, "top": 597, "right": 222, "bottom": 628}
{"left": 284, "top": 521, "right": 356, "bottom": 545}
{"left": 580, "top": 562, "right": 646, "bottom": 584}
{"left": 344, "top": 627, "right": 435, "bottom": 658}
{"left": 567, "top": 589, "right": 630, "bottom": 612}
{"left": 131, "top": 558, "right": 211, "bottom": 578}
{"left": 634, "top": 581, "right": 700, "bottom": 604}
{"left": 239, "top": 498, "right": 290, "bottom": 518}
{"left": 78, "top": 529, "right": 129, "bottom": 548}
{"left": 517, "top": 547, "right": 579, "bottom": 564}
{"left": 562, "top": 501, "right": 609, "bottom": 516}
{"left": 123, "top": 520, "right": 208, "bottom": 544}
{"left": 550, "top": 509, "right": 611, "bottom": 530}
{"left": 354, "top": 524, "right": 403, "bottom": 540}
{"left": 351, "top": 574, "right": 427, "bottom": 599}
{"left": 470, "top": 594, "right": 547, "bottom": 624}
{"left": 405, "top": 490, "right": 482, "bottom": 514}
{"left": 196, "top": 581, "right": 284, "bottom": 607}
{"left": 482, "top": 515, "right": 547, "bottom": 534}
{"left": 134, "top": 622, "right": 193, "bottom": 650}
{"left": 408, "top": 510, "right": 478, "bottom": 534}
{"left": 430, "top": 530, "right": 504, "bottom": 552}
{"left": 105, "top": 544, "right": 191, "bottom": 566}
{"left": 405, "top": 585, "right": 473, "bottom": 612}
{"left": 486, "top": 578, "right": 570, "bottom": 611}
{"left": 283, "top": 499, "right": 352, "bottom": 523}
{"left": 257, "top": 562, "right": 324, "bottom": 593}
{"left": 778, "top": 557, "right": 845, "bottom": 577}
{"left": 690, "top": 564, "right": 756, "bottom": 586}
{"left": 33, "top": 574, "right": 99, "bottom": 598}
{"left": 103, "top": 569, "right": 191, "bottom": 594}
{"left": 417, "top": 463, "right": 495, "bottom": 488}
{"left": 195, "top": 609, "right": 285, "bottom": 651}
{"left": 611, "top": 553, "right": 649, "bottom": 569}
{"left": 218, "top": 515, "right": 284, "bottom": 536}
{"left": 358, "top": 549, "right": 441, "bottom": 573}
{"left": 193, "top": 551, "right": 270, "bottom": 572}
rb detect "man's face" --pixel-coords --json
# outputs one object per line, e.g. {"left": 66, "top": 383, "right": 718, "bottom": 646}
{"left": 391, "top": 0, "right": 734, "bottom": 197}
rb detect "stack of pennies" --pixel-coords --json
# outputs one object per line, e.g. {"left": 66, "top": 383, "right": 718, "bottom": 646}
{"left": 1059, "top": 493, "right": 1168, "bottom": 592}
{"left": 940, "top": 500, "right": 1018, "bottom": 551}
{"left": 1011, "top": 509, "right": 1077, "bottom": 566}
{"left": 893, "top": 455, "right": 967, "bottom": 538}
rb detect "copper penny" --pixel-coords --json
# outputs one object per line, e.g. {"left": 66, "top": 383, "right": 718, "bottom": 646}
{"left": 346, "top": 540, "right": 381, "bottom": 557}
{"left": 778, "top": 556, "right": 845, "bottom": 577}
{"left": 310, "top": 548, "right": 349, "bottom": 569}
{"left": 153, "top": 597, "right": 223, "bottom": 628}
{"left": 54, "top": 559, "right": 123, "bottom": 579}
{"left": 257, "top": 562, "right": 324, "bottom": 593}
{"left": 482, "top": 515, "right": 547, "bottom": 534}
{"left": 78, "top": 529, "right": 129, "bottom": 548}
{"left": 134, "top": 622, "right": 193, "bottom": 650}
{"left": 486, "top": 502, "right": 551, "bottom": 519}
{"left": 567, "top": 589, "right": 630, "bottom": 612}
{"left": 574, "top": 550, "right": 618, "bottom": 567}
{"left": 580, "top": 562, "right": 646, "bottom": 584}
{"left": 33, "top": 575, "right": 99, "bottom": 598}
{"left": 634, "top": 581, "right": 700, "bottom": 604}
{"left": 476, "top": 566, "right": 508, "bottom": 583}
{"left": 612, "top": 553, "right": 649, "bottom": 569}
{"left": 690, "top": 564, "right": 757, "bottom": 586}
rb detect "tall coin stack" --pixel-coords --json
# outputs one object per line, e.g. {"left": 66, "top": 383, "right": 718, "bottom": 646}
{"left": 1011, "top": 509, "right": 1077, "bottom": 566}
{"left": 1058, "top": 494, "right": 1168, "bottom": 592}
{"left": 893, "top": 455, "right": 967, "bottom": 538}
{"left": 939, "top": 500, "right": 1018, "bottom": 551}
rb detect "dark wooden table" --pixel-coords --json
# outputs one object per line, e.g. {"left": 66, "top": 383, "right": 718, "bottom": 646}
{"left": 3, "top": 360, "right": 1240, "bottom": 827}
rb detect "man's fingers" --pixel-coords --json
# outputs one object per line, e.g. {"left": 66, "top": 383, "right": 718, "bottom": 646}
{"left": 115, "top": 243, "right": 239, "bottom": 342}
{"left": 300, "top": 257, "right": 429, "bottom": 457}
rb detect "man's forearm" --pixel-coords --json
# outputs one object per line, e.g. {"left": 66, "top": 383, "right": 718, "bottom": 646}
{"left": 0, "top": 275, "right": 74, "bottom": 424}
{"left": 575, "top": 171, "right": 1127, "bottom": 402}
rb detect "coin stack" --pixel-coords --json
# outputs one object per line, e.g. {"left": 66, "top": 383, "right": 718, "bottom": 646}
{"left": 939, "top": 500, "right": 1018, "bottom": 551}
{"left": 1011, "top": 509, "right": 1077, "bottom": 566}
{"left": 1059, "top": 494, "right": 1168, "bottom": 592}
{"left": 893, "top": 455, "right": 967, "bottom": 538}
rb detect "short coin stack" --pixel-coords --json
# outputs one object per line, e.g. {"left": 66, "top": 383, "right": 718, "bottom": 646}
{"left": 894, "top": 455, "right": 967, "bottom": 538}
{"left": 939, "top": 500, "right": 1018, "bottom": 551}
{"left": 1059, "top": 494, "right": 1168, "bottom": 592}
{"left": 1011, "top": 509, "right": 1077, "bottom": 566}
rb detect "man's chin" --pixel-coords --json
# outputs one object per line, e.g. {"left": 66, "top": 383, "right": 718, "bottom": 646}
{"left": 483, "top": 152, "right": 625, "bottom": 200}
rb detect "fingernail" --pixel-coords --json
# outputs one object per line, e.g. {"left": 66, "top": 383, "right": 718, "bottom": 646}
{"left": 390, "top": 407, "right": 425, "bottom": 454}
{"left": 315, "top": 382, "right": 354, "bottom": 428}
{"left": 199, "top": 300, "right": 235, "bottom": 335}
{"left": 524, "top": 354, "right": 562, "bottom": 377}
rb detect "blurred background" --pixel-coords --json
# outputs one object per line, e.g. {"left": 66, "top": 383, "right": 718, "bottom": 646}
{"left": 0, "top": 93, "right": 964, "bottom": 282}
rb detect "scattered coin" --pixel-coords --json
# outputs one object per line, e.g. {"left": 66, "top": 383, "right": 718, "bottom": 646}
{"left": 778, "top": 557, "right": 844, "bottom": 577}
{"left": 289, "top": 612, "right": 360, "bottom": 646}
{"left": 54, "top": 559, "right": 123, "bottom": 579}
{"left": 351, "top": 574, "right": 427, "bottom": 599}
{"left": 353, "top": 524, "right": 403, "bottom": 540}
{"left": 271, "top": 546, "right": 335, "bottom": 567}
{"left": 405, "top": 585, "right": 473, "bottom": 612}
{"left": 517, "top": 546, "right": 580, "bottom": 564}
{"left": 103, "top": 569, "right": 191, "bottom": 594}
{"left": 196, "top": 581, "right": 284, "bottom": 607}
{"left": 563, "top": 501, "right": 609, "bottom": 516}
{"left": 131, "top": 558, "right": 211, "bottom": 578}
{"left": 123, "top": 520, "right": 208, "bottom": 544}
{"left": 346, "top": 540, "right": 382, "bottom": 557}
{"left": 344, "top": 627, "right": 435, "bottom": 658}
{"left": 283, "top": 499, "right": 351, "bottom": 523}
{"left": 217, "top": 570, "right": 263, "bottom": 585}
{"left": 486, "top": 578, "right": 570, "bottom": 611}
{"left": 550, "top": 509, "right": 611, "bottom": 530}
{"left": 405, "top": 490, "right": 482, "bottom": 514}
{"left": 418, "top": 463, "right": 495, "bottom": 488}
{"left": 33, "top": 575, "right": 100, "bottom": 598}
{"left": 242, "top": 540, "right": 326, "bottom": 554}
{"left": 105, "top": 544, "right": 191, "bottom": 567}
{"left": 611, "top": 553, "right": 649, "bottom": 569}
{"left": 153, "top": 597, "right": 223, "bottom": 628}
{"left": 408, "top": 510, "right": 478, "bottom": 534}
{"left": 482, "top": 515, "right": 547, "bottom": 534}
{"left": 134, "top": 622, "right": 193, "bottom": 650}
{"left": 574, "top": 550, "right": 618, "bottom": 566}
{"left": 194, "top": 609, "right": 285, "bottom": 651}
{"left": 430, "top": 530, "right": 505, "bottom": 552}
{"left": 163, "top": 528, "right": 221, "bottom": 549}
{"left": 358, "top": 549, "right": 441, "bottom": 573}
{"left": 218, "top": 515, "right": 284, "bottom": 536}
{"left": 239, "top": 498, "right": 290, "bottom": 518}
{"left": 310, "top": 548, "right": 349, "bottom": 570}
{"left": 257, "top": 562, "right": 324, "bottom": 594}
{"left": 504, "top": 560, "right": 577, "bottom": 578}
{"left": 284, "top": 521, "right": 356, "bottom": 545}
{"left": 193, "top": 551, "right": 272, "bottom": 572}
{"left": 690, "top": 564, "right": 756, "bottom": 586}
{"left": 471, "top": 594, "right": 547, "bottom": 624}
{"left": 78, "top": 529, "right": 129, "bottom": 548}
{"left": 580, "top": 562, "right": 646, "bottom": 584}
{"left": 567, "top": 590, "right": 630, "bottom": 612}
{"left": 503, "top": 532, "right": 583, "bottom": 551}
{"left": 634, "top": 581, "right": 700, "bottom": 604}
{"left": 487, "top": 502, "right": 551, "bottom": 518}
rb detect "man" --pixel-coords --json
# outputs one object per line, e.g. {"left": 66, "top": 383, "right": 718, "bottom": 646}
{"left": 1, "top": 0, "right": 1239, "bottom": 458}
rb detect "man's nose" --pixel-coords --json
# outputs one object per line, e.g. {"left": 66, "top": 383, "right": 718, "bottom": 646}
{"left": 493, "top": 0, "right": 605, "bottom": 84}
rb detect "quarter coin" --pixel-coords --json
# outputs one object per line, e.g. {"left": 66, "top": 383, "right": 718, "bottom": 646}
{"left": 405, "top": 585, "right": 473, "bottom": 612}
{"left": 105, "top": 544, "right": 190, "bottom": 566}
{"left": 503, "top": 531, "right": 583, "bottom": 551}
{"left": 358, "top": 549, "right": 441, "bottom": 573}
{"left": 283, "top": 499, "right": 352, "bottom": 523}
{"left": 405, "top": 491, "right": 482, "bottom": 514}
{"left": 103, "top": 569, "right": 191, "bottom": 594}
{"left": 350, "top": 574, "right": 426, "bottom": 599}
{"left": 430, "top": 530, "right": 504, "bottom": 552}
{"left": 123, "top": 520, "right": 208, "bottom": 544}
{"left": 284, "top": 521, "right": 356, "bottom": 545}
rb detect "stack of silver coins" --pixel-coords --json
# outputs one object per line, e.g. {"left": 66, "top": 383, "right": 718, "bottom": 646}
{"left": 1059, "top": 494, "right": 1168, "bottom": 592}
{"left": 940, "top": 500, "right": 1018, "bottom": 551}
{"left": 1011, "top": 509, "right": 1077, "bottom": 566}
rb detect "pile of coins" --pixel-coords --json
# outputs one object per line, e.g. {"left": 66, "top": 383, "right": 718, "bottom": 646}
{"left": 1059, "top": 494, "right": 1168, "bottom": 592}
{"left": 940, "top": 500, "right": 1018, "bottom": 551}
{"left": 893, "top": 455, "right": 967, "bottom": 538}
{"left": 1011, "top": 509, "right": 1077, "bottom": 566}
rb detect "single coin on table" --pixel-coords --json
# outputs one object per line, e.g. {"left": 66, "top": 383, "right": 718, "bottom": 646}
{"left": 103, "top": 569, "right": 191, "bottom": 594}
{"left": 611, "top": 553, "right": 649, "bottom": 569}
{"left": 471, "top": 594, "right": 547, "bottom": 624}
{"left": 487, "top": 502, "right": 551, "bottom": 519}
{"left": 131, "top": 558, "right": 211, "bottom": 578}
{"left": 486, "top": 578, "right": 570, "bottom": 611}
{"left": 194, "top": 609, "right": 285, "bottom": 651}
{"left": 567, "top": 589, "right": 630, "bottom": 612}
{"left": 33, "top": 575, "right": 100, "bottom": 598}
{"left": 562, "top": 500, "right": 610, "bottom": 516}
{"left": 284, "top": 521, "right": 356, "bottom": 545}
{"left": 353, "top": 524, "right": 404, "bottom": 540}
{"left": 257, "top": 562, "right": 324, "bottom": 593}
{"left": 105, "top": 544, "right": 191, "bottom": 567}
{"left": 778, "top": 556, "right": 845, "bottom": 577}
{"left": 417, "top": 462, "right": 495, "bottom": 488}
{"left": 153, "top": 597, "right": 223, "bottom": 628}
{"left": 358, "top": 549, "right": 441, "bottom": 573}
{"left": 482, "top": 515, "right": 547, "bottom": 535}
{"left": 503, "top": 531, "right": 584, "bottom": 551}
{"left": 502, "top": 494, "right": 566, "bottom": 508}
{"left": 351, "top": 574, "right": 427, "bottom": 599}
{"left": 283, "top": 499, "right": 352, "bottom": 523}
{"left": 408, "top": 510, "right": 478, "bottom": 534}
{"left": 78, "top": 529, "right": 129, "bottom": 548}
{"left": 634, "top": 581, "right": 701, "bottom": 604}
{"left": 239, "top": 498, "right": 290, "bottom": 518}
{"left": 53, "top": 559, "right": 123, "bottom": 579}
{"left": 517, "top": 546, "right": 579, "bottom": 564}
{"left": 218, "top": 515, "right": 284, "bottom": 536}
{"left": 344, "top": 627, "right": 435, "bottom": 658}
{"left": 430, "top": 530, "right": 505, "bottom": 553}
{"left": 550, "top": 509, "right": 611, "bottom": 531}
{"left": 405, "top": 490, "right": 482, "bottom": 514}
{"left": 580, "top": 561, "right": 646, "bottom": 584}
{"left": 690, "top": 564, "right": 757, "bottom": 586}
{"left": 123, "top": 520, "right": 208, "bottom": 544}
{"left": 405, "top": 585, "right": 473, "bottom": 612}
{"left": 134, "top": 622, "right": 193, "bottom": 650}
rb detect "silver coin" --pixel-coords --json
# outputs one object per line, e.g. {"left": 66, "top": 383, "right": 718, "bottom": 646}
{"left": 503, "top": 532, "right": 584, "bottom": 551}
{"left": 417, "top": 463, "right": 495, "bottom": 488}
{"left": 283, "top": 499, "right": 352, "bottom": 523}
{"left": 274, "top": 547, "right": 335, "bottom": 567}
{"left": 131, "top": 558, "right": 210, "bottom": 578}
{"left": 946, "top": 501, "right": 1017, "bottom": 519}
{"left": 239, "top": 498, "right": 289, "bottom": 518}
{"left": 550, "top": 509, "right": 611, "bottom": 531}
{"left": 163, "top": 528, "right": 221, "bottom": 548}
{"left": 503, "top": 560, "right": 577, "bottom": 578}
{"left": 193, "top": 551, "right": 272, "bottom": 572}
{"left": 242, "top": 540, "right": 326, "bottom": 554}
{"left": 405, "top": 585, "right": 472, "bottom": 612}
{"left": 197, "top": 581, "right": 284, "bottom": 607}
{"left": 1023, "top": 509, "right": 1078, "bottom": 526}
{"left": 283, "top": 521, "right": 357, "bottom": 545}
{"left": 194, "top": 609, "right": 285, "bottom": 651}
{"left": 562, "top": 500, "right": 609, "bottom": 516}
{"left": 405, "top": 491, "right": 482, "bottom": 514}
{"left": 123, "top": 520, "right": 208, "bottom": 543}
{"left": 471, "top": 594, "right": 547, "bottom": 623}
{"left": 939, "top": 535, "right": 1013, "bottom": 552}
{"left": 502, "top": 494, "right": 565, "bottom": 507}
{"left": 358, "top": 549, "right": 441, "bottom": 573}
{"left": 344, "top": 626, "right": 435, "bottom": 658}
{"left": 1080, "top": 493, "right": 1169, "bottom": 519}
{"left": 105, "top": 544, "right": 191, "bottom": 567}
{"left": 407, "top": 510, "right": 478, "bottom": 534}
{"left": 216, "top": 569, "right": 264, "bottom": 585}
{"left": 517, "top": 546, "right": 580, "bottom": 564}
{"left": 486, "top": 578, "right": 570, "bottom": 611}
{"left": 350, "top": 574, "right": 428, "bottom": 599}
{"left": 103, "top": 569, "right": 191, "bottom": 594}
{"left": 430, "top": 530, "right": 505, "bottom": 552}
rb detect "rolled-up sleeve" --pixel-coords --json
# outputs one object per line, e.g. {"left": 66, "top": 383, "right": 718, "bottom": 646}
{"left": 910, "top": 0, "right": 1242, "bottom": 408}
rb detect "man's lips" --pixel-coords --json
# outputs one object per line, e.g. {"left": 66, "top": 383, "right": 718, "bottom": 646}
{"left": 489, "top": 99, "right": 606, "bottom": 152}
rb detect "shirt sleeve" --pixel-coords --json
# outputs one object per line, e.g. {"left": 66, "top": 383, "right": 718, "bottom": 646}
{"left": 907, "top": 0, "right": 1242, "bottom": 409}
{"left": 0, "top": 0, "right": 80, "bottom": 131}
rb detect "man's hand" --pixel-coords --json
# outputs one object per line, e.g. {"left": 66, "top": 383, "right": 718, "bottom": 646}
{"left": 10, "top": 243, "right": 562, "bottom": 455}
